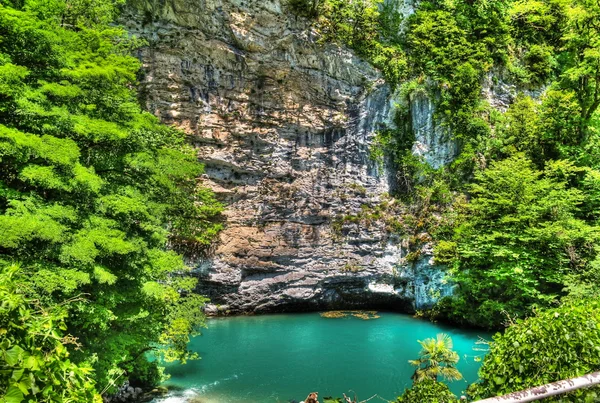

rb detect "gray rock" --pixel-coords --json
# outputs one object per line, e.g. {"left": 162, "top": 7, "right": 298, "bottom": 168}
{"left": 410, "top": 90, "right": 458, "bottom": 169}
{"left": 482, "top": 68, "right": 546, "bottom": 112}
{"left": 123, "top": 0, "right": 455, "bottom": 314}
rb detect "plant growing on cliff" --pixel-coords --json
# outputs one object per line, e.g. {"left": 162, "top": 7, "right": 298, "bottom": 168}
{"left": 0, "top": 0, "right": 222, "bottom": 398}
{"left": 290, "top": 0, "right": 407, "bottom": 87}
{"left": 289, "top": 0, "right": 322, "bottom": 18}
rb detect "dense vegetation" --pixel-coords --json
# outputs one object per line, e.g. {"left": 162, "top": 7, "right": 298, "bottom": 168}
{"left": 290, "top": 0, "right": 600, "bottom": 400}
{"left": 0, "top": 0, "right": 222, "bottom": 401}
{"left": 395, "top": 302, "right": 600, "bottom": 401}
{"left": 469, "top": 301, "right": 600, "bottom": 402}
{"left": 1, "top": 0, "right": 599, "bottom": 401}
{"left": 396, "top": 379, "right": 457, "bottom": 403}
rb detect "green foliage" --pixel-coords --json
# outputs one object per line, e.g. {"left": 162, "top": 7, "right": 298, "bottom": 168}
{"left": 489, "top": 90, "right": 586, "bottom": 166}
{"left": 403, "top": 1, "right": 503, "bottom": 147}
{"left": 0, "top": 262, "right": 101, "bottom": 403}
{"left": 396, "top": 379, "right": 458, "bottom": 403}
{"left": 490, "top": 94, "right": 543, "bottom": 163}
{"left": 405, "top": 7, "right": 489, "bottom": 82}
{"left": 436, "top": 155, "right": 599, "bottom": 328}
{"left": 522, "top": 44, "right": 556, "bottom": 84}
{"left": 469, "top": 301, "right": 600, "bottom": 402}
{"left": 508, "top": 0, "right": 600, "bottom": 133}
{"left": 409, "top": 333, "right": 462, "bottom": 383}
{"left": 370, "top": 118, "right": 413, "bottom": 175}
{"left": 0, "top": 0, "right": 222, "bottom": 398}
{"left": 433, "top": 240, "right": 457, "bottom": 265}
{"left": 556, "top": 0, "right": 600, "bottom": 127}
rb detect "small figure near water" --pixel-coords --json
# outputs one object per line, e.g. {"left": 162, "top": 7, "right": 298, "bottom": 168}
{"left": 302, "top": 392, "right": 319, "bottom": 403}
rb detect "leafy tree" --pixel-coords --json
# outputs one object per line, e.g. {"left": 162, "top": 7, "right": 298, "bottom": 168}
{"left": 437, "top": 155, "right": 599, "bottom": 328}
{"left": 492, "top": 94, "right": 543, "bottom": 163}
{"left": 539, "top": 89, "right": 585, "bottom": 160}
{"left": 492, "top": 92, "right": 581, "bottom": 164}
{"left": 409, "top": 333, "right": 462, "bottom": 383}
{"left": 468, "top": 301, "right": 600, "bottom": 402}
{"left": 509, "top": 0, "right": 567, "bottom": 47}
{"left": 0, "top": 0, "right": 222, "bottom": 397}
{"left": 405, "top": 7, "right": 488, "bottom": 82}
{"left": 509, "top": 0, "right": 600, "bottom": 137}
{"left": 558, "top": 0, "right": 600, "bottom": 137}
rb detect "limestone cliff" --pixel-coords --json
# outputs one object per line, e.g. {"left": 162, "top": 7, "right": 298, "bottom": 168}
{"left": 122, "top": 0, "right": 453, "bottom": 314}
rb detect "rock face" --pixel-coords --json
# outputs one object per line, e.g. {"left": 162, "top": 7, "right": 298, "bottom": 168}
{"left": 123, "top": 0, "right": 453, "bottom": 314}
{"left": 410, "top": 91, "right": 458, "bottom": 169}
{"left": 482, "top": 69, "right": 547, "bottom": 112}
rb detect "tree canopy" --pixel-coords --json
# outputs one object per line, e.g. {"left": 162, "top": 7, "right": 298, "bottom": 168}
{"left": 0, "top": 0, "right": 222, "bottom": 400}
{"left": 436, "top": 155, "right": 599, "bottom": 327}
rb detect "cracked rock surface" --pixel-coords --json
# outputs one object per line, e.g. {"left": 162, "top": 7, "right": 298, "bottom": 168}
{"left": 123, "top": 0, "right": 453, "bottom": 314}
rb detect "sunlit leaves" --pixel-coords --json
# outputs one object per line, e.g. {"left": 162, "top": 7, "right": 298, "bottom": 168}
{"left": 437, "top": 155, "right": 599, "bottom": 328}
{"left": 409, "top": 333, "right": 463, "bottom": 383}
{"left": 0, "top": 262, "right": 101, "bottom": 403}
{"left": 469, "top": 301, "right": 600, "bottom": 402}
{"left": 397, "top": 378, "right": 458, "bottom": 403}
{"left": 0, "top": 0, "right": 222, "bottom": 398}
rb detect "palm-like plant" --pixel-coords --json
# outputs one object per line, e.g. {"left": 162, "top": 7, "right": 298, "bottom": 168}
{"left": 409, "top": 333, "right": 463, "bottom": 383}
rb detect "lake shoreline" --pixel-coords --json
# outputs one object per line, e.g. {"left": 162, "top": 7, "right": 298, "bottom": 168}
{"left": 204, "top": 307, "right": 499, "bottom": 333}
{"left": 149, "top": 312, "right": 492, "bottom": 403}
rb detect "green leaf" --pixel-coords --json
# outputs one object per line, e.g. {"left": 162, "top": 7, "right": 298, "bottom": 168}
{"left": 15, "top": 379, "right": 30, "bottom": 395}
{"left": 4, "top": 384, "right": 24, "bottom": 403}
{"left": 22, "top": 355, "right": 38, "bottom": 371}
{"left": 10, "top": 368, "right": 24, "bottom": 381}
{"left": 3, "top": 346, "right": 24, "bottom": 366}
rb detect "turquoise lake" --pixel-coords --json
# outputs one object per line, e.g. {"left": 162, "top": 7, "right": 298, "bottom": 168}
{"left": 153, "top": 312, "right": 492, "bottom": 403}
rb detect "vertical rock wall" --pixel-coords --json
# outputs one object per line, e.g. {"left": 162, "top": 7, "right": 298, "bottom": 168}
{"left": 410, "top": 91, "right": 458, "bottom": 169}
{"left": 123, "top": 0, "right": 453, "bottom": 314}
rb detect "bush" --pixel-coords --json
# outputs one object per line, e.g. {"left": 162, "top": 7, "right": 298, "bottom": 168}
{"left": 397, "top": 379, "right": 458, "bottom": 403}
{"left": 469, "top": 301, "right": 600, "bottom": 402}
{"left": 523, "top": 44, "right": 555, "bottom": 84}
{"left": 0, "top": 262, "right": 101, "bottom": 402}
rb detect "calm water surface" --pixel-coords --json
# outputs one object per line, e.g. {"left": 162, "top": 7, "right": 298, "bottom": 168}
{"left": 154, "top": 313, "right": 491, "bottom": 403}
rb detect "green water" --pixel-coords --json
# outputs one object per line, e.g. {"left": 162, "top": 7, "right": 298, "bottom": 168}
{"left": 154, "top": 313, "right": 491, "bottom": 403}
